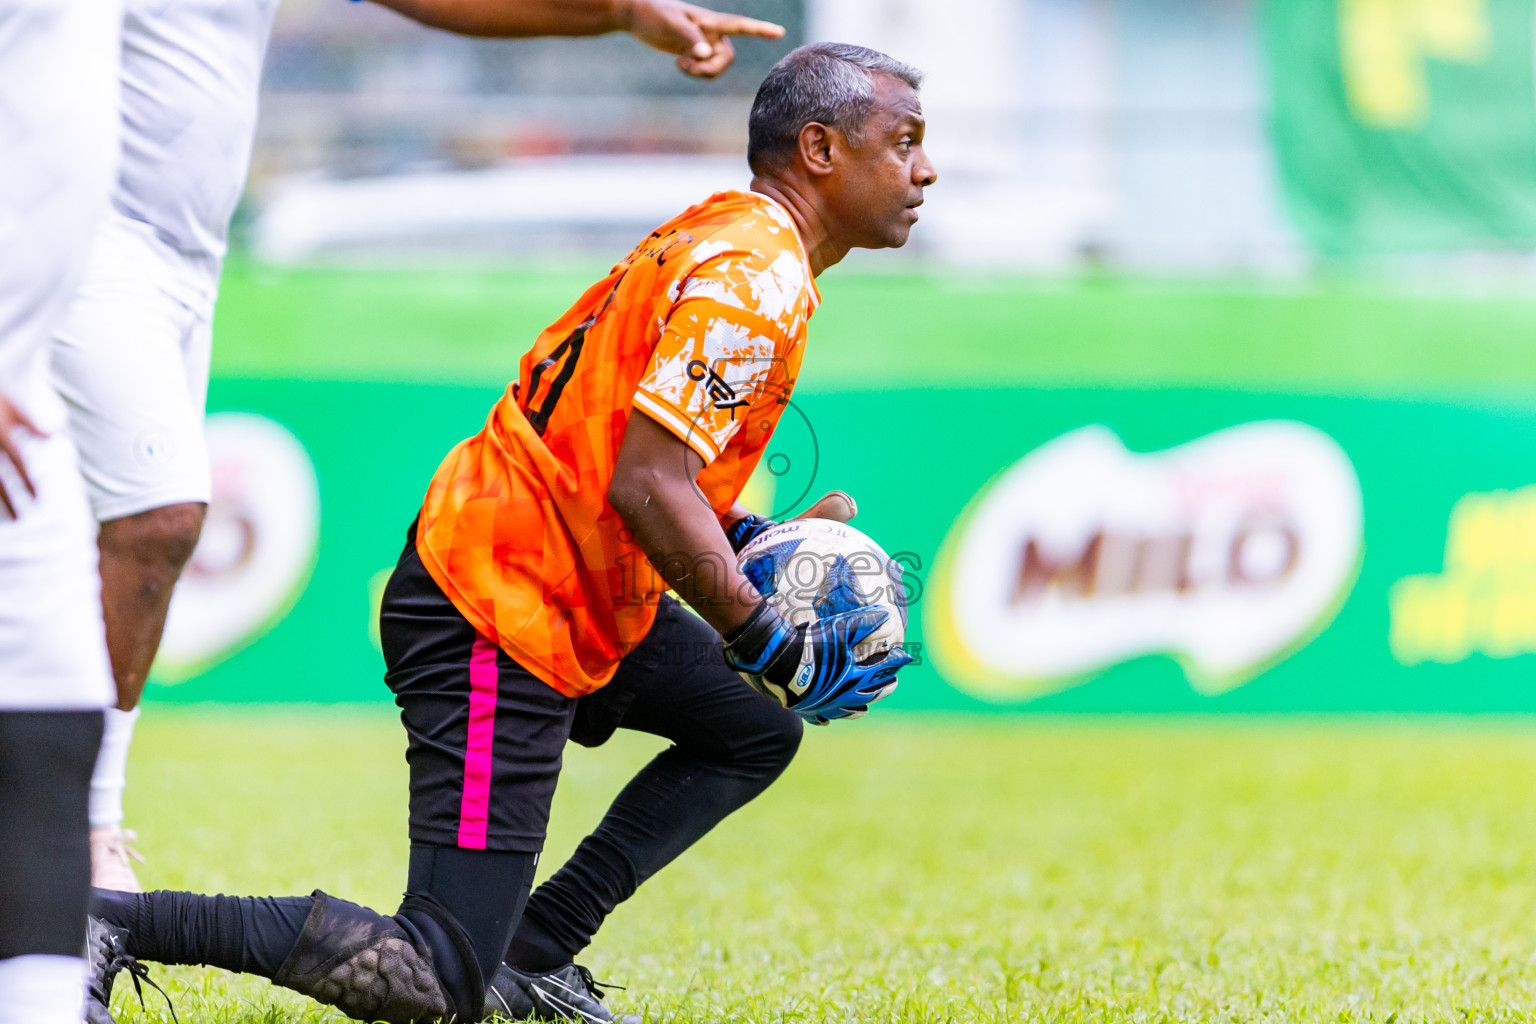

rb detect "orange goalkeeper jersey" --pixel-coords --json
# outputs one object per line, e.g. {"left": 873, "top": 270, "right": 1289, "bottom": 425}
{"left": 416, "top": 190, "right": 821, "bottom": 697}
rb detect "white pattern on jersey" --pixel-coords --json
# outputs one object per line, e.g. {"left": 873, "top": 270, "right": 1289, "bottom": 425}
{"left": 113, "top": 0, "right": 280, "bottom": 315}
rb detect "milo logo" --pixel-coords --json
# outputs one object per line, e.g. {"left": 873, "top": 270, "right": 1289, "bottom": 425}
{"left": 927, "top": 422, "right": 1363, "bottom": 700}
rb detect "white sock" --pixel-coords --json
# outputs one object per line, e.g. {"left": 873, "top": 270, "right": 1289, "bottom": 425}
{"left": 0, "top": 955, "right": 87, "bottom": 1024}
{"left": 89, "top": 705, "right": 140, "bottom": 829}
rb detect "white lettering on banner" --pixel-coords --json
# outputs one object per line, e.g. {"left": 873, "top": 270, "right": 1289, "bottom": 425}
{"left": 928, "top": 422, "right": 1363, "bottom": 700}
{"left": 153, "top": 412, "right": 320, "bottom": 682}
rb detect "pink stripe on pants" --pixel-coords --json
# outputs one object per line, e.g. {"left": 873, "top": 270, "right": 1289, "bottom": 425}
{"left": 457, "top": 635, "right": 499, "bottom": 849}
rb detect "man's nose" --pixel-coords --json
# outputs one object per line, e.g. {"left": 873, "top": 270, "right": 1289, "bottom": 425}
{"left": 914, "top": 151, "right": 937, "bottom": 187}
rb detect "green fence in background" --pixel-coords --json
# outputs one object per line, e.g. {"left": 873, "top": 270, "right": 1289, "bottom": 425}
{"left": 149, "top": 379, "right": 1536, "bottom": 712}
{"left": 150, "top": 267, "right": 1536, "bottom": 711}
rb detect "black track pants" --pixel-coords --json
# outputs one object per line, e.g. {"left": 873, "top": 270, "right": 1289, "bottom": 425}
{"left": 93, "top": 536, "right": 804, "bottom": 998}
{"left": 507, "top": 596, "right": 803, "bottom": 971}
{"left": 382, "top": 528, "right": 804, "bottom": 974}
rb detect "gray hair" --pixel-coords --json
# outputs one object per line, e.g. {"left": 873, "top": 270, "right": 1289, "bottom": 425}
{"left": 748, "top": 43, "right": 923, "bottom": 174}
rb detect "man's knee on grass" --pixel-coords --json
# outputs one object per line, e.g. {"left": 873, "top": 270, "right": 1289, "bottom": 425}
{"left": 93, "top": 888, "right": 484, "bottom": 1024}
{"left": 273, "top": 891, "right": 465, "bottom": 1024}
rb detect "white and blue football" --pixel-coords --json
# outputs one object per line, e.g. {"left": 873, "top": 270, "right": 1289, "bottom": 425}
{"left": 735, "top": 518, "right": 909, "bottom": 671}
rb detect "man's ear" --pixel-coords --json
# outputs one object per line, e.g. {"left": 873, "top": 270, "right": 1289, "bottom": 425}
{"left": 796, "top": 122, "right": 837, "bottom": 178}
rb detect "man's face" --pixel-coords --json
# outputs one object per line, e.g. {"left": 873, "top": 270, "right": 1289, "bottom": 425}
{"left": 830, "top": 74, "right": 937, "bottom": 250}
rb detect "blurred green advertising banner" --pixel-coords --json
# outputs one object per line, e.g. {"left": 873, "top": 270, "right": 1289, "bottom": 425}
{"left": 1265, "top": 0, "right": 1536, "bottom": 256}
{"left": 148, "top": 379, "right": 1536, "bottom": 713}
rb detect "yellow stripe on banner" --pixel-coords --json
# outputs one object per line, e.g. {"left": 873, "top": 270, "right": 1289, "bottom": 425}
{"left": 1340, "top": 0, "right": 1489, "bottom": 129}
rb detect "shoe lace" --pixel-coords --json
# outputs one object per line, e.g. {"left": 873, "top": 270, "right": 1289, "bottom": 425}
{"left": 573, "top": 964, "right": 625, "bottom": 1001}
{"left": 115, "top": 828, "right": 148, "bottom": 865}
{"left": 105, "top": 943, "right": 178, "bottom": 1024}
{"left": 93, "top": 827, "right": 147, "bottom": 875}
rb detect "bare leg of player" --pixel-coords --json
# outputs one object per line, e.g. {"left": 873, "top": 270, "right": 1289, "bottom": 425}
{"left": 53, "top": 217, "right": 220, "bottom": 893}
{"left": 99, "top": 504, "right": 206, "bottom": 709}
{"left": 88, "top": 502, "right": 205, "bottom": 891}
{"left": 92, "top": 506, "right": 207, "bottom": 894}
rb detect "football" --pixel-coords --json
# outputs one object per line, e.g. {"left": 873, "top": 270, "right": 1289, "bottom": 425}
{"left": 735, "top": 517, "right": 910, "bottom": 673}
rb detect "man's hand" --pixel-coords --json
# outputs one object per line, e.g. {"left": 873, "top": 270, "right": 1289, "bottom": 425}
{"left": 608, "top": 416, "right": 910, "bottom": 721}
{"left": 799, "top": 489, "right": 856, "bottom": 523}
{"left": 723, "top": 489, "right": 858, "bottom": 553}
{"left": 0, "top": 393, "right": 42, "bottom": 519}
{"left": 369, "top": 0, "right": 783, "bottom": 78}
{"left": 619, "top": 0, "right": 784, "bottom": 78}
{"left": 723, "top": 600, "right": 910, "bottom": 724}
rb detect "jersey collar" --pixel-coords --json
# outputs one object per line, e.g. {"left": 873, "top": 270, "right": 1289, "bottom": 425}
{"left": 751, "top": 190, "right": 823, "bottom": 310}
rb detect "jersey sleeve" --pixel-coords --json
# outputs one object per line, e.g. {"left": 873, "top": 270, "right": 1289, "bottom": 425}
{"left": 632, "top": 248, "right": 804, "bottom": 463}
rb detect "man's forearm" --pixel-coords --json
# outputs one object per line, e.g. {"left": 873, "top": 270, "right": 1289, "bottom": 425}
{"left": 368, "top": 0, "right": 629, "bottom": 39}
{"left": 611, "top": 471, "right": 757, "bottom": 636}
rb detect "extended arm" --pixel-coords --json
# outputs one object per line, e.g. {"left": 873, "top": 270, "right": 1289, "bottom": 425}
{"left": 367, "top": 0, "right": 784, "bottom": 77}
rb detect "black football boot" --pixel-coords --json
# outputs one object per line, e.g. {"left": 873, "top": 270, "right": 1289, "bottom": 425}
{"left": 483, "top": 962, "right": 641, "bottom": 1024}
{"left": 84, "top": 915, "right": 176, "bottom": 1024}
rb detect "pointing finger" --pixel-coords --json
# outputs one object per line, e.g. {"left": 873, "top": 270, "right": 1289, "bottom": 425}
{"left": 692, "top": 10, "right": 786, "bottom": 39}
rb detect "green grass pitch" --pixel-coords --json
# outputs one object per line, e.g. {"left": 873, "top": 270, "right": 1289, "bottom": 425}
{"left": 120, "top": 267, "right": 1536, "bottom": 1021}
{"left": 112, "top": 710, "right": 1536, "bottom": 1023}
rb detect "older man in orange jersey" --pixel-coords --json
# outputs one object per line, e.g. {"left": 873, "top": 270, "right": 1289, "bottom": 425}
{"left": 88, "top": 43, "right": 936, "bottom": 1024}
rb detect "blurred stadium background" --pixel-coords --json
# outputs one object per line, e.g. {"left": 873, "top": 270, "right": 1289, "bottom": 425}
{"left": 248, "top": 0, "right": 1287, "bottom": 268}
{"left": 168, "top": 0, "right": 1536, "bottom": 713}
{"left": 122, "top": 2, "right": 1536, "bottom": 1020}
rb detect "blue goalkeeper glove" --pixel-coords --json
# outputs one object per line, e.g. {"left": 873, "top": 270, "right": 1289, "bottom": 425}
{"left": 722, "top": 600, "right": 911, "bottom": 725}
{"left": 724, "top": 512, "right": 777, "bottom": 554}
{"left": 724, "top": 491, "right": 859, "bottom": 554}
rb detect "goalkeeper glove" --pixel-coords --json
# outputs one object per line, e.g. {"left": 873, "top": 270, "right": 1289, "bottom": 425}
{"left": 724, "top": 512, "right": 777, "bottom": 554}
{"left": 722, "top": 599, "right": 910, "bottom": 724}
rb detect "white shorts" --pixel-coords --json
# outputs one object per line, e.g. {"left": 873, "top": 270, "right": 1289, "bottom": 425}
{"left": 51, "top": 214, "right": 215, "bottom": 523}
{"left": 0, "top": 377, "right": 115, "bottom": 712}
{"left": 0, "top": 0, "right": 121, "bottom": 711}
